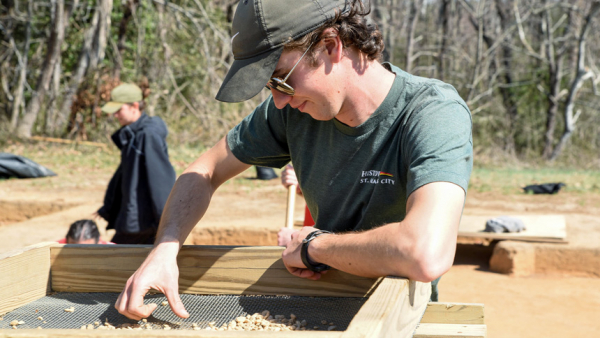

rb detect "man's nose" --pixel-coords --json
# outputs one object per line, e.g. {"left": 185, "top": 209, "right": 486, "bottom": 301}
{"left": 271, "top": 90, "right": 292, "bottom": 109}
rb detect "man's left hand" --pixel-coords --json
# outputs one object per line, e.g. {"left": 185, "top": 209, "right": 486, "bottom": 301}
{"left": 281, "top": 227, "right": 326, "bottom": 280}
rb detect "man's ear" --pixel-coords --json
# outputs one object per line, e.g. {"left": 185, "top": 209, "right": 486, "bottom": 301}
{"left": 321, "top": 28, "right": 343, "bottom": 63}
{"left": 131, "top": 101, "right": 140, "bottom": 110}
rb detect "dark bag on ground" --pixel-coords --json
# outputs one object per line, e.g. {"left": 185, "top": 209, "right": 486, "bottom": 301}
{"left": 0, "top": 153, "right": 56, "bottom": 179}
{"left": 255, "top": 166, "right": 278, "bottom": 180}
{"left": 484, "top": 216, "right": 526, "bottom": 233}
{"left": 522, "top": 183, "right": 565, "bottom": 194}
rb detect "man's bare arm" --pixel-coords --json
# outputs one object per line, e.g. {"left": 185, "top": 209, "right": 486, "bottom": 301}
{"left": 282, "top": 181, "right": 465, "bottom": 281}
{"left": 115, "top": 137, "right": 250, "bottom": 320}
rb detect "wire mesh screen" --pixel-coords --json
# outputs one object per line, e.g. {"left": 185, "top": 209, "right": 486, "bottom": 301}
{"left": 0, "top": 292, "right": 366, "bottom": 331}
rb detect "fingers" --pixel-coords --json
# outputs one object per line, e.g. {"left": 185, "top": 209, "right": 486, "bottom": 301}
{"left": 289, "top": 267, "right": 322, "bottom": 280}
{"left": 281, "top": 166, "right": 298, "bottom": 188}
{"left": 277, "top": 228, "right": 295, "bottom": 246}
{"left": 165, "top": 287, "right": 190, "bottom": 319}
{"left": 115, "top": 279, "right": 157, "bottom": 320}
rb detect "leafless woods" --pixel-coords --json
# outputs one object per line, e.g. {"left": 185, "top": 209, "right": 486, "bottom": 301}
{"left": 1, "top": 0, "right": 599, "bottom": 162}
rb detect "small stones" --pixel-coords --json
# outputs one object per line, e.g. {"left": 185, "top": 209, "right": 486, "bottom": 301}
{"left": 328, "top": 325, "right": 337, "bottom": 331}
{"left": 161, "top": 301, "right": 168, "bottom": 306}
{"left": 37, "top": 316, "right": 43, "bottom": 321}
{"left": 64, "top": 306, "right": 75, "bottom": 312}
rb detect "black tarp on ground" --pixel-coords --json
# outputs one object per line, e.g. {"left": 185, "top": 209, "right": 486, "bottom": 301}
{"left": 522, "top": 182, "right": 566, "bottom": 194}
{"left": 0, "top": 153, "right": 57, "bottom": 179}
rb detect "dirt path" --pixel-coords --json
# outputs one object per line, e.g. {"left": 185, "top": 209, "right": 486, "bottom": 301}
{"left": 1, "top": 172, "right": 599, "bottom": 337}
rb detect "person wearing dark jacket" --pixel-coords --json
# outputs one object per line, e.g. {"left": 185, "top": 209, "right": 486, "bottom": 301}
{"left": 95, "top": 83, "right": 176, "bottom": 244}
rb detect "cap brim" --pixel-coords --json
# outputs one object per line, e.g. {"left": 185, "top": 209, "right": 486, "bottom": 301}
{"left": 101, "top": 102, "right": 124, "bottom": 114}
{"left": 216, "top": 47, "right": 283, "bottom": 103}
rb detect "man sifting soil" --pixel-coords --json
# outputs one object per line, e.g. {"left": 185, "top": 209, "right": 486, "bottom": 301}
{"left": 115, "top": 0, "right": 473, "bottom": 320}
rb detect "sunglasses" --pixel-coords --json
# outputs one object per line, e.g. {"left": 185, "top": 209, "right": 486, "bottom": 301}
{"left": 265, "top": 41, "right": 315, "bottom": 96}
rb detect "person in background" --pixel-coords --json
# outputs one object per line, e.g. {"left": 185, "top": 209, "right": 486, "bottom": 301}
{"left": 57, "top": 219, "right": 113, "bottom": 244}
{"left": 94, "top": 83, "right": 176, "bottom": 244}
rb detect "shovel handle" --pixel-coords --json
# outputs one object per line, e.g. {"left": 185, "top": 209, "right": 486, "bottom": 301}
{"left": 285, "top": 185, "right": 297, "bottom": 229}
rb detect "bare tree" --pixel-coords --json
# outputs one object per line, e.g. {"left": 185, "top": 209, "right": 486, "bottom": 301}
{"left": 9, "top": 0, "right": 32, "bottom": 130}
{"left": 16, "top": 0, "right": 65, "bottom": 138}
{"left": 55, "top": 0, "right": 113, "bottom": 134}
{"left": 548, "top": 0, "right": 600, "bottom": 160}
{"left": 406, "top": 0, "right": 424, "bottom": 73}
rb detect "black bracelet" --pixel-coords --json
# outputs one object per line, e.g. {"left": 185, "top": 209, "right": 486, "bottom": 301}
{"left": 301, "top": 230, "right": 332, "bottom": 272}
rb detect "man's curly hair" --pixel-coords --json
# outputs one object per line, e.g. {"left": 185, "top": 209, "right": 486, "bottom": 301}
{"left": 284, "top": 0, "right": 384, "bottom": 65}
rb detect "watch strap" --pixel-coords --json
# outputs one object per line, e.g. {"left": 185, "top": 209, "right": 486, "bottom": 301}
{"left": 300, "top": 230, "right": 332, "bottom": 272}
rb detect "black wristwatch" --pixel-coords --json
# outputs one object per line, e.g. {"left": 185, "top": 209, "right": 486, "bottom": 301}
{"left": 301, "top": 230, "right": 332, "bottom": 272}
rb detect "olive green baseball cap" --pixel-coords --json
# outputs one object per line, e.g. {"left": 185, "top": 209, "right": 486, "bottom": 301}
{"left": 101, "top": 83, "right": 143, "bottom": 114}
{"left": 215, "top": 0, "right": 348, "bottom": 103}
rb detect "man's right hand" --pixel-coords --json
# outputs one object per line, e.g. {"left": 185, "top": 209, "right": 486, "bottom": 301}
{"left": 115, "top": 243, "right": 189, "bottom": 320}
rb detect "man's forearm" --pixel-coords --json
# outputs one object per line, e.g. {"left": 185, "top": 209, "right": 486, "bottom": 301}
{"left": 155, "top": 172, "right": 214, "bottom": 247}
{"left": 306, "top": 182, "right": 465, "bottom": 281}
{"left": 307, "top": 223, "right": 432, "bottom": 280}
{"left": 153, "top": 136, "right": 250, "bottom": 248}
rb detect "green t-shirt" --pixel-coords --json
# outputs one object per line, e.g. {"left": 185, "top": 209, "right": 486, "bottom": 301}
{"left": 227, "top": 63, "right": 473, "bottom": 233}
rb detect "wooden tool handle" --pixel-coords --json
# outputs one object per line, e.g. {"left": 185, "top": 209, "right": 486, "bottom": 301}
{"left": 285, "top": 185, "right": 297, "bottom": 229}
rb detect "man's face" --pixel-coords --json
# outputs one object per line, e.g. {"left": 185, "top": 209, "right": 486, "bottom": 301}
{"left": 113, "top": 103, "right": 141, "bottom": 126}
{"left": 268, "top": 46, "right": 344, "bottom": 121}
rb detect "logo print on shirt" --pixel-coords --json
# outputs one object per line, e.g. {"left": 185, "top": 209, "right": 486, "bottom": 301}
{"left": 360, "top": 170, "right": 395, "bottom": 185}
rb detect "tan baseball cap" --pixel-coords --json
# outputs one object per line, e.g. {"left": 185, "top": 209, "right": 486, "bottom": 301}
{"left": 101, "top": 83, "right": 143, "bottom": 114}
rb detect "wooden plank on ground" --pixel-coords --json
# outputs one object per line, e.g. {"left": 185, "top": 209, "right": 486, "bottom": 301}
{"left": 458, "top": 215, "right": 567, "bottom": 243}
{"left": 0, "top": 330, "right": 341, "bottom": 337}
{"left": 0, "top": 242, "right": 57, "bottom": 315}
{"left": 421, "top": 303, "right": 484, "bottom": 325}
{"left": 414, "top": 323, "right": 487, "bottom": 337}
{"left": 341, "top": 278, "right": 431, "bottom": 338}
{"left": 50, "top": 245, "right": 377, "bottom": 297}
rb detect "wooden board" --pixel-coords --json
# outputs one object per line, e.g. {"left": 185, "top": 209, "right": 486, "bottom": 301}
{"left": 50, "top": 245, "right": 378, "bottom": 297}
{"left": 458, "top": 215, "right": 567, "bottom": 243}
{"left": 341, "top": 278, "right": 431, "bottom": 338}
{"left": 414, "top": 324, "right": 487, "bottom": 337}
{"left": 0, "top": 242, "right": 57, "bottom": 315}
{"left": 0, "top": 331, "right": 342, "bottom": 337}
{"left": 0, "top": 243, "right": 485, "bottom": 337}
{"left": 421, "top": 303, "right": 484, "bottom": 325}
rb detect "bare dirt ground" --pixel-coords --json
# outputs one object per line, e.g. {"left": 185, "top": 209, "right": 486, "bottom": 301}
{"left": 1, "top": 168, "right": 599, "bottom": 337}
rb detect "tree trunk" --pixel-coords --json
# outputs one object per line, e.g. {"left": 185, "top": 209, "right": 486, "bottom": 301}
{"left": 549, "top": 1, "right": 600, "bottom": 161}
{"left": 9, "top": 0, "right": 32, "bottom": 130}
{"left": 542, "top": 6, "right": 570, "bottom": 159}
{"left": 113, "top": 1, "right": 136, "bottom": 80}
{"left": 55, "top": 0, "right": 113, "bottom": 134}
{"left": 16, "top": 0, "right": 65, "bottom": 138}
{"left": 55, "top": 10, "right": 99, "bottom": 133}
{"left": 406, "top": 0, "right": 423, "bottom": 73}
{"left": 45, "top": 55, "right": 62, "bottom": 134}
{"left": 494, "top": 0, "right": 519, "bottom": 154}
{"left": 438, "top": 0, "right": 451, "bottom": 81}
